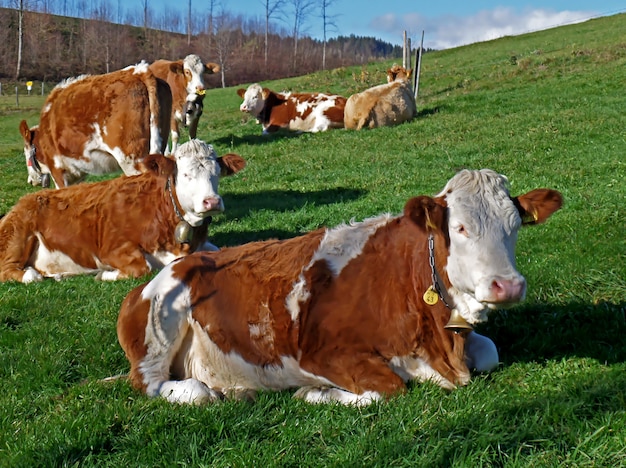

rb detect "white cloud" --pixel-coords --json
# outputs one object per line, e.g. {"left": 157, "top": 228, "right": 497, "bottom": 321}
{"left": 369, "top": 7, "right": 597, "bottom": 49}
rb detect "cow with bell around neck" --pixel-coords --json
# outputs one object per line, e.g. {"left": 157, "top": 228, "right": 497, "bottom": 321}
{"left": 117, "top": 169, "right": 562, "bottom": 406}
{"left": 0, "top": 140, "right": 245, "bottom": 283}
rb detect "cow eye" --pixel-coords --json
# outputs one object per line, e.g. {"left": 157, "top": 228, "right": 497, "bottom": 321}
{"left": 456, "top": 225, "right": 469, "bottom": 237}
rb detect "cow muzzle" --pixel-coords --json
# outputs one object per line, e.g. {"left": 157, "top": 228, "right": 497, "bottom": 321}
{"left": 202, "top": 196, "right": 223, "bottom": 214}
{"left": 478, "top": 277, "right": 527, "bottom": 307}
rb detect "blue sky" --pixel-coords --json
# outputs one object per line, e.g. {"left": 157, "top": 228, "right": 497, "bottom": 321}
{"left": 185, "top": 0, "right": 625, "bottom": 49}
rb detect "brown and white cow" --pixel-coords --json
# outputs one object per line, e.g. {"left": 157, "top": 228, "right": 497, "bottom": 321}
{"left": 19, "top": 62, "right": 172, "bottom": 189}
{"left": 117, "top": 169, "right": 562, "bottom": 405}
{"left": 0, "top": 140, "right": 245, "bottom": 283}
{"left": 344, "top": 64, "right": 417, "bottom": 130}
{"left": 237, "top": 83, "right": 347, "bottom": 134}
{"left": 149, "top": 55, "right": 221, "bottom": 153}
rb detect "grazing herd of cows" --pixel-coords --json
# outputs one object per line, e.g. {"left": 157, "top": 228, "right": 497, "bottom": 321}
{"left": 1, "top": 54, "right": 563, "bottom": 406}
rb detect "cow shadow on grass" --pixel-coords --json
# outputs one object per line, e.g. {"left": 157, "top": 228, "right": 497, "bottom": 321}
{"left": 415, "top": 106, "right": 441, "bottom": 118}
{"left": 212, "top": 186, "right": 367, "bottom": 245}
{"left": 212, "top": 131, "right": 305, "bottom": 148}
{"left": 476, "top": 301, "right": 626, "bottom": 365}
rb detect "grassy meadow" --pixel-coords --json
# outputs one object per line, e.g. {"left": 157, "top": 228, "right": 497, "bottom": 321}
{"left": 0, "top": 13, "right": 625, "bottom": 467}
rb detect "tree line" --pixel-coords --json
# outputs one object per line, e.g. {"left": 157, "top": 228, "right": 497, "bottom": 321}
{"left": 0, "top": 0, "right": 410, "bottom": 88}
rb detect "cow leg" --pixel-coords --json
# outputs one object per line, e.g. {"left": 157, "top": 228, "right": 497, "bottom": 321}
{"left": 97, "top": 243, "right": 152, "bottom": 280}
{"left": 465, "top": 331, "right": 499, "bottom": 372}
{"left": 0, "top": 220, "right": 42, "bottom": 283}
{"left": 117, "top": 280, "right": 222, "bottom": 404}
{"left": 169, "top": 118, "right": 180, "bottom": 154}
{"left": 47, "top": 166, "right": 67, "bottom": 189}
{"left": 298, "top": 352, "right": 407, "bottom": 405}
{"left": 293, "top": 386, "right": 382, "bottom": 406}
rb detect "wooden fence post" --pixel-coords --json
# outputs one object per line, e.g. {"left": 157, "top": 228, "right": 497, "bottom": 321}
{"left": 414, "top": 30, "right": 425, "bottom": 101}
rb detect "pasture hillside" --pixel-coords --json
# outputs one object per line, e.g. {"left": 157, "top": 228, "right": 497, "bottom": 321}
{"left": 0, "top": 13, "right": 624, "bottom": 466}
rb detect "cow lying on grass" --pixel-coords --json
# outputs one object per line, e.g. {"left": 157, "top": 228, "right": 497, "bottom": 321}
{"left": 344, "top": 64, "right": 417, "bottom": 130}
{"left": 0, "top": 140, "right": 245, "bottom": 283}
{"left": 117, "top": 169, "right": 562, "bottom": 405}
{"left": 237, "top": 83, "right": 347, "bottom": 134}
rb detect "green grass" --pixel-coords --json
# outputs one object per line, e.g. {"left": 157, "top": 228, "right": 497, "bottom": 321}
{"left": 1, "top": 13, "right": 625, "bottom": 466}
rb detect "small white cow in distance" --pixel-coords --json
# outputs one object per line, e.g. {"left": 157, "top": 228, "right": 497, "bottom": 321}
{"left": 344, "top": 64, "right": 417, "bottom": 130}
{"left": 19, "top": 62, "right": 172, "bottom": 189}
{"left": 237, "top": 83, "right": 347, "bottom": 134}
{"left": 149, "top": 55, "right": 221, "bottom": 153}
{"left": 0, "top": 140, "right": 245, "bottom": 283}
{"left": 117, "top": 169, "right": 562, "bottom": 405}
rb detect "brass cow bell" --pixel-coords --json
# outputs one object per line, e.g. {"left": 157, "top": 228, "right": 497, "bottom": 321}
{"left": 444, "top": 309, "right": 474, "bottom": 334}
{"left": 174, "top": 221, "right": 193, "bottom": 244}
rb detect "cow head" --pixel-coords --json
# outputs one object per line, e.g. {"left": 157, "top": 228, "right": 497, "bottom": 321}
{"left": 169, "top": 54, "right": 220, "bottom": 97}
{"left": 387, "top": 64, "right": 412, "bottom": 83}
{"left": 237, "top": 83, "right": 266, "bottom": 116}
{"left": 164, "top": 139, "right": 245, "bottom": 227}
{"left": 405, "top": 169, "right": 562, "bottom": 325}
{"left": 182, "top": 94, "right": 204, "bottom": 127}
{"left": 18, "top": 120, "right": 50, "bottom": 188}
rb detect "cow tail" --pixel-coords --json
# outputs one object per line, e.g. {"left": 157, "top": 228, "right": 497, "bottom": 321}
{"left": 142, "top": 71, "right": 168, "bottom": 154}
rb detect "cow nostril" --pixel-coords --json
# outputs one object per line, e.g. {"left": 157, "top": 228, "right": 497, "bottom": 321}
{"left": 204, "top": 197, "right": 221, "bottom": 211}
{"left": 491, "top": 278, "right": 525, "bottom": 302}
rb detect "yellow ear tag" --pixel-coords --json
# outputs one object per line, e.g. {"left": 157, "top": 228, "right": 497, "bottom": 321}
{"left": 423, "top": 286, "right": 439, "bottom": 305}
{"left": 197, "top": 89, "right": 206, "bottom": 96}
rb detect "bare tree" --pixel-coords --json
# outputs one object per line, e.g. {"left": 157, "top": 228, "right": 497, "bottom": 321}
{"left": 319, "top": 0, "right": 338, "bottom": 70}
{"left": 261, "top": 0, "right": 283, "bottom": 68}
{"left": 287, "top": 0, "right": 315, "bottom": 71}
{"left": 213, "top": 9, "right": 234, "bottom": 88}
{"left": 142, "top": 0, "right": 148, "bottom": 33}
{"left": 187, "top": 0, "right": 191, "bottom": 46}
{"left": 16, "top": 0, "right": 25, "bottom": 79}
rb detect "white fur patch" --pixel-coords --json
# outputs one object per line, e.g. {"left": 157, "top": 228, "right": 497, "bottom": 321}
{"left": 285, "top": 213, "right": 394, "bottom": 321}
{"left": 31, "top": 233, "right": 99, "bottom": 278}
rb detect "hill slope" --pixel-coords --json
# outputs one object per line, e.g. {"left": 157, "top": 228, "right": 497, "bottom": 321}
{"left": 0, "top": 13, "right": 624, "bottom": 466}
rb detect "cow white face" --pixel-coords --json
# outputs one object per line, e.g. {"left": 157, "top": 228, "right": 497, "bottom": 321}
{"left": 239, "top": 84, "right": 265, "bottom": 116}
{"left": 440, "top": 170, "right": 528, "bottom": 323}
{"left": 183, "top": 54, "right": 208, "bottom": 95}
{"left": 173, "top": 139, "right": 226, "bottom": 227}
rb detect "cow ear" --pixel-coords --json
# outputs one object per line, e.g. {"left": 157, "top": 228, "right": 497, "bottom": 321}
{"left": 19, "top": 120, "right": 29, "bottom": 140}
{"left": 205, "top": 62, "right": 220, "bottom": 74}
{"left": 404, "top": 196, "right": 447, "bottom": 232}
{"left": 141, "top": 154, "right": 176, "bottom": 177}
{"left": 218, "top": 154, "right": 246, "bottom": 177}
{"left": 237, "top": 88, "right": 246, "bottom": 98}
{"left": 513, "top": 189, "right": 563, "bottom": 225}
{"left": 169, "top": 62, "right": 184, "bottom": 75}
{"left": 262, "top": 88, "right": 272, "bottom": 99}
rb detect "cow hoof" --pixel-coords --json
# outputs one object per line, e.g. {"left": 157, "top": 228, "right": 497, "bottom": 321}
{"left": 293, "top": 386, "right": 381, "bottom": 406}
{"left": 22, "top": 267, "right": 43, "bottom": 284}
{"left": 41, "top": 174, "right": 51, "bottom": 188}
{"left": 158, "top": 379, "right": 223, "bottom": 405}
{"left": 97, "top": 270, "right": 120, "bottom": 281}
